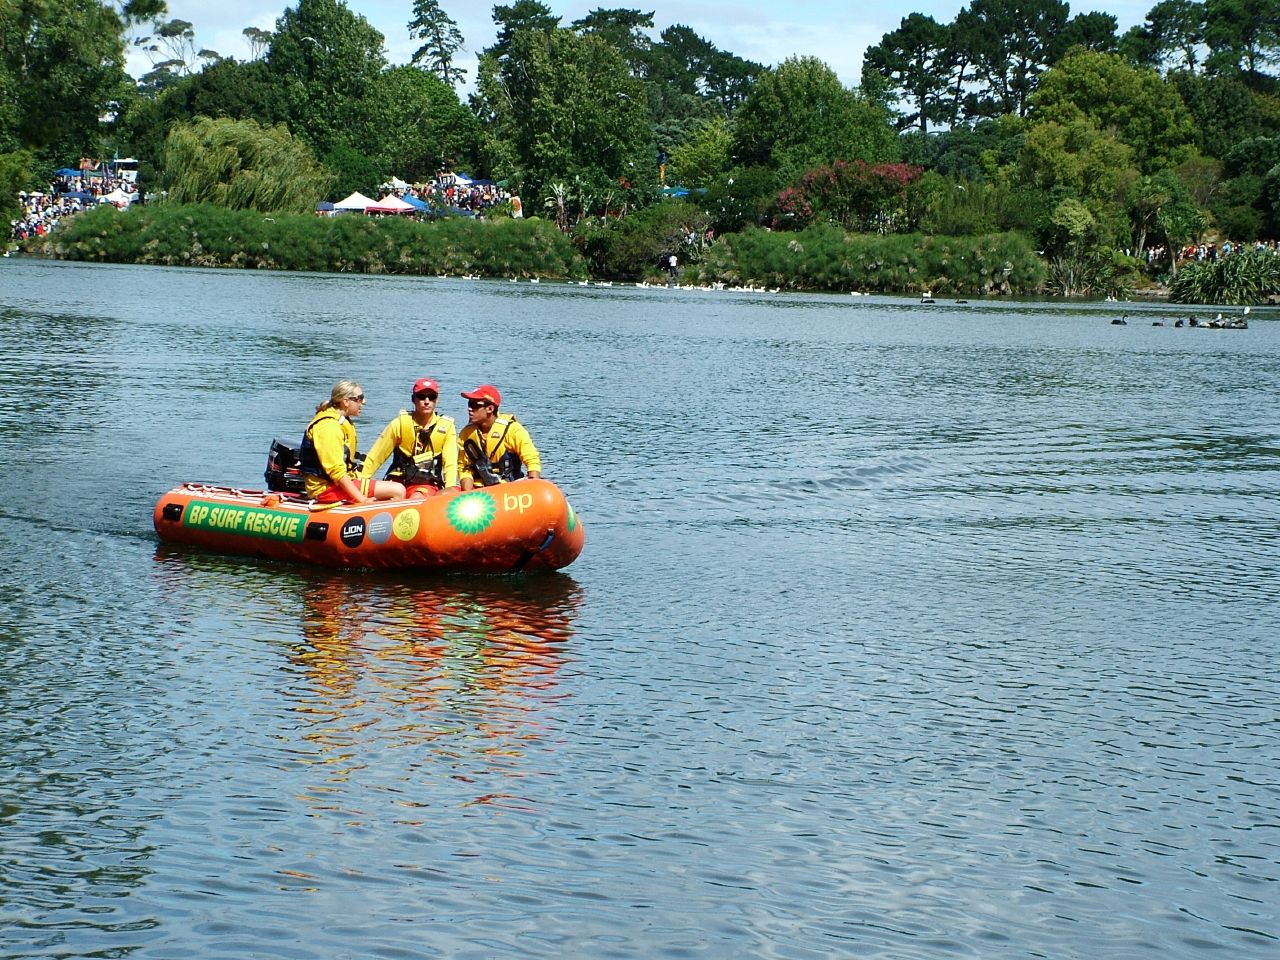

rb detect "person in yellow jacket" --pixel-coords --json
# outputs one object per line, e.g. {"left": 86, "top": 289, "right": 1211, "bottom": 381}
{"left": 457, "top": 383, "right": 542, "bottom": 490}
{"left": 359, "top": 377, "right": 459, "bottom": 496}
{"left": 300, "top": 380, "right": 407, "bottom": 504}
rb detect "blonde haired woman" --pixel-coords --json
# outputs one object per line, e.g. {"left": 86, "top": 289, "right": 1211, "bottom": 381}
{"left": 299, "top": 380, "right": 406, "bottom": 504}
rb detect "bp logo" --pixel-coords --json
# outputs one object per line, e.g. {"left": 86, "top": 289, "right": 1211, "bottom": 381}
{"left": 446, "top": 491, "right": 496, "bottom": 535}
{"left": 566, "top": 502, "right": 578, "bottom": 532}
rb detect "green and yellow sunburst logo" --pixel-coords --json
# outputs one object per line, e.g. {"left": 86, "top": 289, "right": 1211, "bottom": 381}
{"left": 566, "top": 502, "right": 578, "bottom": 532}
{"left": 447, "top": 491, "right": 496, "bottom": 535}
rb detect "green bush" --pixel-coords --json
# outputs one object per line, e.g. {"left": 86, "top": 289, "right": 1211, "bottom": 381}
{"left": 696, "top": 225, "right": 1044, "bottom": 294}
{"left": 1170, "top": 248, "right": 1280, "bottom": 304}
{"left": 21, "top": 203, "right": 588, "bottom": 279}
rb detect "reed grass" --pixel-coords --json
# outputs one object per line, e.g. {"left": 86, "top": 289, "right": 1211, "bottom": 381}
{"left": 697, "top": 225, "right": 1044, "bottom": 294}
{"left": 23, "top": 204, "right": 587, "bottom": 279}
{"left": 1169, "top": 249, "right": 1280, "bottom": 305}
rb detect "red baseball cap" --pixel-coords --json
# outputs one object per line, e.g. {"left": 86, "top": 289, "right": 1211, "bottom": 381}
{"left": 461, "top": 384, "right": 501, "bottom": 406}
{"left": 411, "top": 377, "right": 439, "bottom": 397}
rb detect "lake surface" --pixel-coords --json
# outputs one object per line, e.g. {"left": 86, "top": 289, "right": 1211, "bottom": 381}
{"left": 1, "top": 258, "right": 1277, "bottom": 959}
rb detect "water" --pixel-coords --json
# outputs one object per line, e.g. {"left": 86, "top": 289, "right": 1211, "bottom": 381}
{"left": 1, "top": 258, "right": 1277, "bottom": 959}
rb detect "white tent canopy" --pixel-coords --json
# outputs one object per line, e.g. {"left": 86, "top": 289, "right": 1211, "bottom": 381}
{"left": 98, "top": 187, "right": 133, "bottom": 206}
{"left": 381, "top": 176, "right": 412, "bottom": 191}
{"left": 334, "top": 191, "right": 375, "bottom": 211}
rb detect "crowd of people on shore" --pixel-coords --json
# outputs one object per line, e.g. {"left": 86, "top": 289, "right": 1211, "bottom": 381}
{"left": 419, "top": 173, "right": 515, "bottom": 216}
{"left": 1143, "top": 238, "right": 1280, "bottom": 267}
{"left": 292, "top": 378, "right": 542, "bottom": 505}
{"left": 9, "top": 164, "right": 140, "bottom": 242}
{"left": 9, "top": 192, "right": 88, "bottom": 242}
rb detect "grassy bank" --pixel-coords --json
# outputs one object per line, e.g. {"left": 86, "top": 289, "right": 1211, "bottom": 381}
{"left": 694, "top": 224, "right": 1045, "bottom": 295}
{"left": 22, "top": 203, "right": 588, "bottom": 279}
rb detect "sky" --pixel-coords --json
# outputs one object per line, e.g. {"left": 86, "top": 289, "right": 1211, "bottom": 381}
{"left": 135, "top": 0, "right": 1155, "bottom": 90}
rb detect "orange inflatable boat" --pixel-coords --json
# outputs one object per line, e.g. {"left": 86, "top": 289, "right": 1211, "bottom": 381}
{"left": 153, "top": 478, "right": 584, "bottom": 572}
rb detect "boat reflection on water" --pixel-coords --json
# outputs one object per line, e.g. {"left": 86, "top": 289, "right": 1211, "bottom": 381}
{"left": 152, "top": 546, "right": 584, "bottom": 810}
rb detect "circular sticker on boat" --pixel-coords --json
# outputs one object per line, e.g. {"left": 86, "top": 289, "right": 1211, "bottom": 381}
{"left": 447, "top": 491, "right": 496, "bottom": 535}
{"left": 393, "top": 508, "right": 420, "bottom": 541}
{"left": 340, "top": 516, "right": 366, "bottom": 548}
{"left": 368, "top": 511, "right": 393, "bottom": 544}
{"left": 566, "top": 502, "right": 578, "bottom": 532}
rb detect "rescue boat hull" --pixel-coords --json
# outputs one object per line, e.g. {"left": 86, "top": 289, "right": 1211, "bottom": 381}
{"left": 153, "top": 478, "right": 584, "bottom": 572}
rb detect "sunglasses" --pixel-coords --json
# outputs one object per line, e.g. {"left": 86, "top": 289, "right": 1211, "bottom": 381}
{"left": 413, "top": 390, "right": 438, "bottom": 402}
{"left": 348, "top": 394, "right": 365, "bottom": 403}
{"left": 467, "top": 399, "right": 493, "bottom": 410}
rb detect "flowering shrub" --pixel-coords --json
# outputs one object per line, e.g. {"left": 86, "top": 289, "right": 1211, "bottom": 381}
{"left": 772, "top": 160, "right": 925, "bottom": 234}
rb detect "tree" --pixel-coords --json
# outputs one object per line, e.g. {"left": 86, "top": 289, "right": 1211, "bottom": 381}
{"left": 243, "top": 26, "right": 272, "bottom": 61}
{"left": 408, "top": 0, "right": 466, "bottom": 86}
{"left": 1018, "top": 118, "right": 1139, "bottom": 245}
{"left": 1056, "top": 12, "right": 1119, "bottom": 55}
{"left": 473, "top": 26, "right": 653, "bottom": 204}
{"left": 940, "top": 7, "right": 988, "bottom": 124}
{"left": 1030, "top": 49, "right": 1196, "bottom": 172}
{"left": 1118, "top": 24, "right": 1162, "bottom": 69}
{"left": 486, "top": 0, "right": 559, "bottom": 60}
{"left": 1155, "top": 199, "right": 1205, "bottom": 274}
{"left": 667, "top": 117, "right": 731, "bottom": 188}
{"left": 1045, "top": 196, "right": 1097, "bottom": 254}
{"left": 1169, "top": 70, "right": 1280, "bottom": 158}
{"left": 161, "top": 116, "right": 332, "bottom": 213}
{"left": 350, "top": 66, "right": 479, "bottom": 181}
{"left": 703, "top": 165, "right": 779, "bottom": 232}
{"left": 645, "top": 24, "right": 762, "bottom": 118}
{"left": 0, "top": 148, "right": 37, "bottom": 221}
{"left": 1, "top": 0, "right": 132, "bottom": 159}
{"left": 960, "top": 0, "right": 1070, "bottom": 118}
{"left": 266, "top": 0, "right": 387, "bottom": 157}
{"left": 1203, "top": 0, "right": 1280, "bottom": 75}
{"left": 862, "top": 14, "right": 952, "bottom": 135}
{"left": 570, "top": 7, "right": 653, "bottom": 76}
{"left": 146, "top": 18, "right": 196, "bottom": 72}
{"left": 321, "top": 142, "right": 384, "bottom": 197}
{"left": 117, "top": 58, "right": 288, "bottom": 164}
{"left": 733, "top": 56, "right": 899, "bottom": 181}
{"left": 1129, "top": 168, "right": 1196, "bottom": 255}
{"left": 111, "top": 0, "right": 166, "bottom": 66}
{"left": 114, "top": 0, "right": 165, "bottom": 22}
{"left": 1143, "top": 0, "right": 1206, "bottom": 71}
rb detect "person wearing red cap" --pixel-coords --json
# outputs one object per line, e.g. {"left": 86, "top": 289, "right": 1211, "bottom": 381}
{"left": 457, "top": 384, "right": 542, "bottom": 490}
{"left": 300, "top": 380, "right": 407, "bottom": 504}
{"left": 358, "top": 377, "right": 459, "bottom": 495}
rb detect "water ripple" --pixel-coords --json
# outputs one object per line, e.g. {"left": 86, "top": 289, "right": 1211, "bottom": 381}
{"left": 2, "top": 262, "right": 1278, "bottom": 957}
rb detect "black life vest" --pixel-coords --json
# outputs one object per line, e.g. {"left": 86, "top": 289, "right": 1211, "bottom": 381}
{"left": 299, "top": 408, "right": 354, "bottom": 478}
{"left": 388, "top": 419, "right": 444, "bottom": 487}
{"left": 463, "top": 416, "right": 524, "bottom": 485}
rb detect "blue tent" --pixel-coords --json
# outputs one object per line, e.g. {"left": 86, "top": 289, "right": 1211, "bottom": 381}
{"left": 55, "top": 168, "right": 82, "bottom": 177}
{"left": 401, "top": 194, "right": 430, "bottom": 211}
{"left": 315, "top": 200, "right": 335, "bottom": 211}
{"left": 63, "top": 191, "right": 95, "bottom": 201}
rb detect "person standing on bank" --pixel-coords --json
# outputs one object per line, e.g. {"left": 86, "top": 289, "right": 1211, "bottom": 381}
{"left": 457, "top": 384, "right": 542, "bottom": 490}
{"left": 300, "top": 380, "right": 407, "bottom": 504}
{"left": 358, "top": 377, "right": 458, "bottom": 496}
